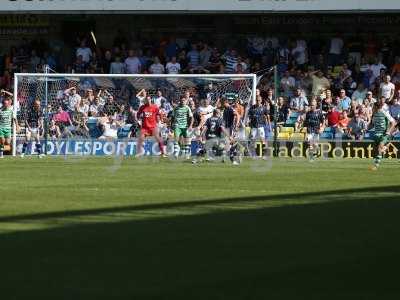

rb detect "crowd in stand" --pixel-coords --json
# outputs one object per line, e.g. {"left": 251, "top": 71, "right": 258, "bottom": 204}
{"left": 1, "top": 33, "right": 400, "bottom": 141}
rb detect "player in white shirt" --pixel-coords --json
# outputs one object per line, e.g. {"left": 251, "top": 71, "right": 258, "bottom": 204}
{"left": 379, "top": 75, "right": 395, "bottom": 102}
{"left": 166, "top": 57, "right": 181, "bottom": 74}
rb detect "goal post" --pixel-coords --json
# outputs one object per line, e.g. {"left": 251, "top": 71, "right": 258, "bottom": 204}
{"left": 13, "top": 73, "right": 257, "bottom": 157}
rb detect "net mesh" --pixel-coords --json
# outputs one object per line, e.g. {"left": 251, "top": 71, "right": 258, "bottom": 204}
{"left": 15, "top": 74, "right": 255, "bottom": 142}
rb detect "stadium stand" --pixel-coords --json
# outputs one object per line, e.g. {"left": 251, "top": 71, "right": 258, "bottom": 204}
{"left": 1, "top": 31, "right": 400, "bottom": 142}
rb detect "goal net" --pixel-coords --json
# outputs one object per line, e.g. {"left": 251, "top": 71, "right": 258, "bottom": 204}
{"left": 13, "top": 73, "right": 257, "bottom": 156}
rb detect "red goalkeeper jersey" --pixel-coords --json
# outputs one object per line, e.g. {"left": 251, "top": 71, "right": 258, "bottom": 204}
{"left": 137, "top": 104, "right": 159, "bottom": 129}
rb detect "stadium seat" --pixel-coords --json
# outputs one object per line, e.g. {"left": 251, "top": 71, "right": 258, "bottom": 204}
{"left": 117, "top": 124, "right": 133, "bottom": 138}
{"left": 324, "top": 127, "right": 334, "bottom": 133}
{"left": 290, "top": 132, "right": 305, "bottom": 140}
{"left": 280, "top": 127, "right": 294, "bottom": 134}
{"left": 288, "top": 111, "right": 300, "bottom": 119}
{"left": 265, "top": 132, "right": 274, "bottom": 140}
{"left": 334, "top": 133, "right": 343, "bottom": 139}
{"left": 87, "top": 118, "right": 101, "bottom": 138}
{"left": 278, "top": 132, "right": 290, "bottom": 140}
{"left": 320, "top": 132, "right": 333, "bottom": 139}
{"left": 393, "top": 135, "right": 400, "bottom": 141}
{"left": 285, "top": 118, "right": 297, "bottom": 127}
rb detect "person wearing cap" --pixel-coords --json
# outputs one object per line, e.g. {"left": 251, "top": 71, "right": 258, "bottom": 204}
{"left": 365, "top": 91, "right": 377, "bottom": 104}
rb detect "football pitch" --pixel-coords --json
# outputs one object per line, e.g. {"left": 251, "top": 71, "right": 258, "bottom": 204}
{"left": 1, "top": 157, "right": 399, "bottom": 299}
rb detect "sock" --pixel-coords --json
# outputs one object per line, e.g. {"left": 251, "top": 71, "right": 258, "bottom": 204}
{"left": 158, "top": 141, "right": 164, "bottom": 154}
{"left": 36, "top": 143, "right": 42, "bottom": 155}
{"left": 174, "top": 142, "right": 180, "bottom": 156}
{"left": 185, "top": 144, "right": 191, "bottom": 156}
{"left": 22, "top": 142, "right": 28, "bottom": 154}
{"left": 0, "top": 144, "right": 3, "bottom": 156}
{"left": 180, "top": 143, "right": 185, "bottom": 155}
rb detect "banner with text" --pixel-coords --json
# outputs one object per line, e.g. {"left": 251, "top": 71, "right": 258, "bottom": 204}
{"left": 2, "top": 0, "right": 400, "bottom": 12}
{"left": 16, "top": 139, "right": 400, "bottom": 159}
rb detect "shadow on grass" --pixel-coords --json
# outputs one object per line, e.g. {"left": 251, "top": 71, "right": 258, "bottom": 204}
{"left": 1, "top": 186, "right": 400, "bottom": 299}
{"left": 0, "top": 185, "right": 400, "bottom": 223}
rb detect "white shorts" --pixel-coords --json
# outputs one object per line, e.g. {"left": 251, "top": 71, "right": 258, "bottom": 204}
{"left": 250, "top": 127, "right": 265, "bottom": 140}
{"left": 27, "top": 128, "right": 40, "bottom": 139}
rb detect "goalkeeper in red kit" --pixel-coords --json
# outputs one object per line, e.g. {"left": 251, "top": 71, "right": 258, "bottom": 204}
{"left": 136, "top": 95, "right": 166, "bottom": 157}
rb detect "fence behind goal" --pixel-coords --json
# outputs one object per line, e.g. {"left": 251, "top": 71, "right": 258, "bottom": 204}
{"left": 13, "top": 73, "right": 257, "bottom": 156}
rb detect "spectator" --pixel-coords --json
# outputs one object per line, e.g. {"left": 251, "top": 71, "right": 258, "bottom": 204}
{"left": 276, "top": 96, "right": 289, "bottom": 125}
{"left": 379, "top": 75, "right": 395, "bottom": 102}
{"left": 352, "top": 83, "right": 368, "bottom": 105}
{"left": 290, "top": 88, "right": 308, "bottom": 113}
{"left": 53, "top": 105, "right": 73, "bottom": 135}
{"left": 310, "top": 70, "right": 330, "bottom": 98}
{"left": 369, "top": 58, "right": 386, "bottom": 83}
{"left": 348, "top": 113, "right": 368, "bottom": 140}
{"left": 337, "top": 110, "right": 350, "bottom": 132}
{"left": 99, "top": 116, "right": 120, "bottom": 140}
{"left": 64, "top": 87, "right": 81, "bottom": 112}
{"left": 110, "top": 56, "right": 125, "bottom": 74}
{"left": 101, "top": 50, "right": 113, "bottom": 74}
{"left": 233, "top": 57, "right": 248, "bottom": 74}
{"left": 223, "top": 49, "right": 238, "bottom": 74}
{"left": 391, "top": 56, "right": 400, "bottom": 77}
{"left": 29, "top": 50, "right": 42, "bottom": 73}
{"left": 43, "top": 51, "right": 57, "bottom": 70}
{"left": 328, "top": 34, "right": 344, "bottom": 66}
{"left": 199, "top": 43, "right": 211, "bottom": 68}
{"left": 72, "top": 55, "right": 87, "bottom": 73}
{"left": 76, "top": 98, "right": 90, "bottom": 117}
{"left": 198, "top": 98, "right": 215, "bottom": 125}
{"left": 149, "top": 57, "right": 165, "bottom": 74}
{"left": 326, "top": 105, "right": 340, "bottom": 128}
{"left": 187, "top": 43, "right": 200, "bottom": 70}
{"left": 390, "top": 94, "right": 400, "bottom": 121}
{"left": 338, "top": 89, "right": 352, "bottom": 111}
{"left": 262, "top": 41, "right": 276, "bottom": 69}
{"left": 153, "top": 90, "right": 167, "bottom": 107}
{"left": 281, "top": 71, "right": 296, "bottom": 98}
{"left": 125, "top": 49, "right": 141, "bottom": 74}
{"left": 89, "top": 95, "right": 103, "bottom": 117}
{"left": 48, "top": 119, "right": 62, "bottom": 139}
{"left": 165, "top": 37, "right": 179, "bottom": 60}
{"left": 165, "top": 56, "right": 181, "bottom": 74}
{"left": 76, "top": 40, "right": 92, "bottom": 63}
{"left": 292, "top": 39, "right": 308, "bottom": 70}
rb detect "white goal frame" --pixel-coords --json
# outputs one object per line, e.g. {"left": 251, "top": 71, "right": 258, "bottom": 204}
{"left": 13, "top": 73, "right": 257, "bottom": 156}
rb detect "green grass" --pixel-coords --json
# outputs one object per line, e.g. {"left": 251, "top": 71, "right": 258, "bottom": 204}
{"left": 0, "top": 157, "right": 400, "bottom": 299}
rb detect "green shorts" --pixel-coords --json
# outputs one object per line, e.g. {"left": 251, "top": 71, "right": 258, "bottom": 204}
{"left": 174, "top": 127, "right": 189, "bottom": 139}
{"left": 374, "top": 134, "right": 389, "bottom": 146}
{"left": 0, "top": 127, "right": 11, "bottom": 138}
